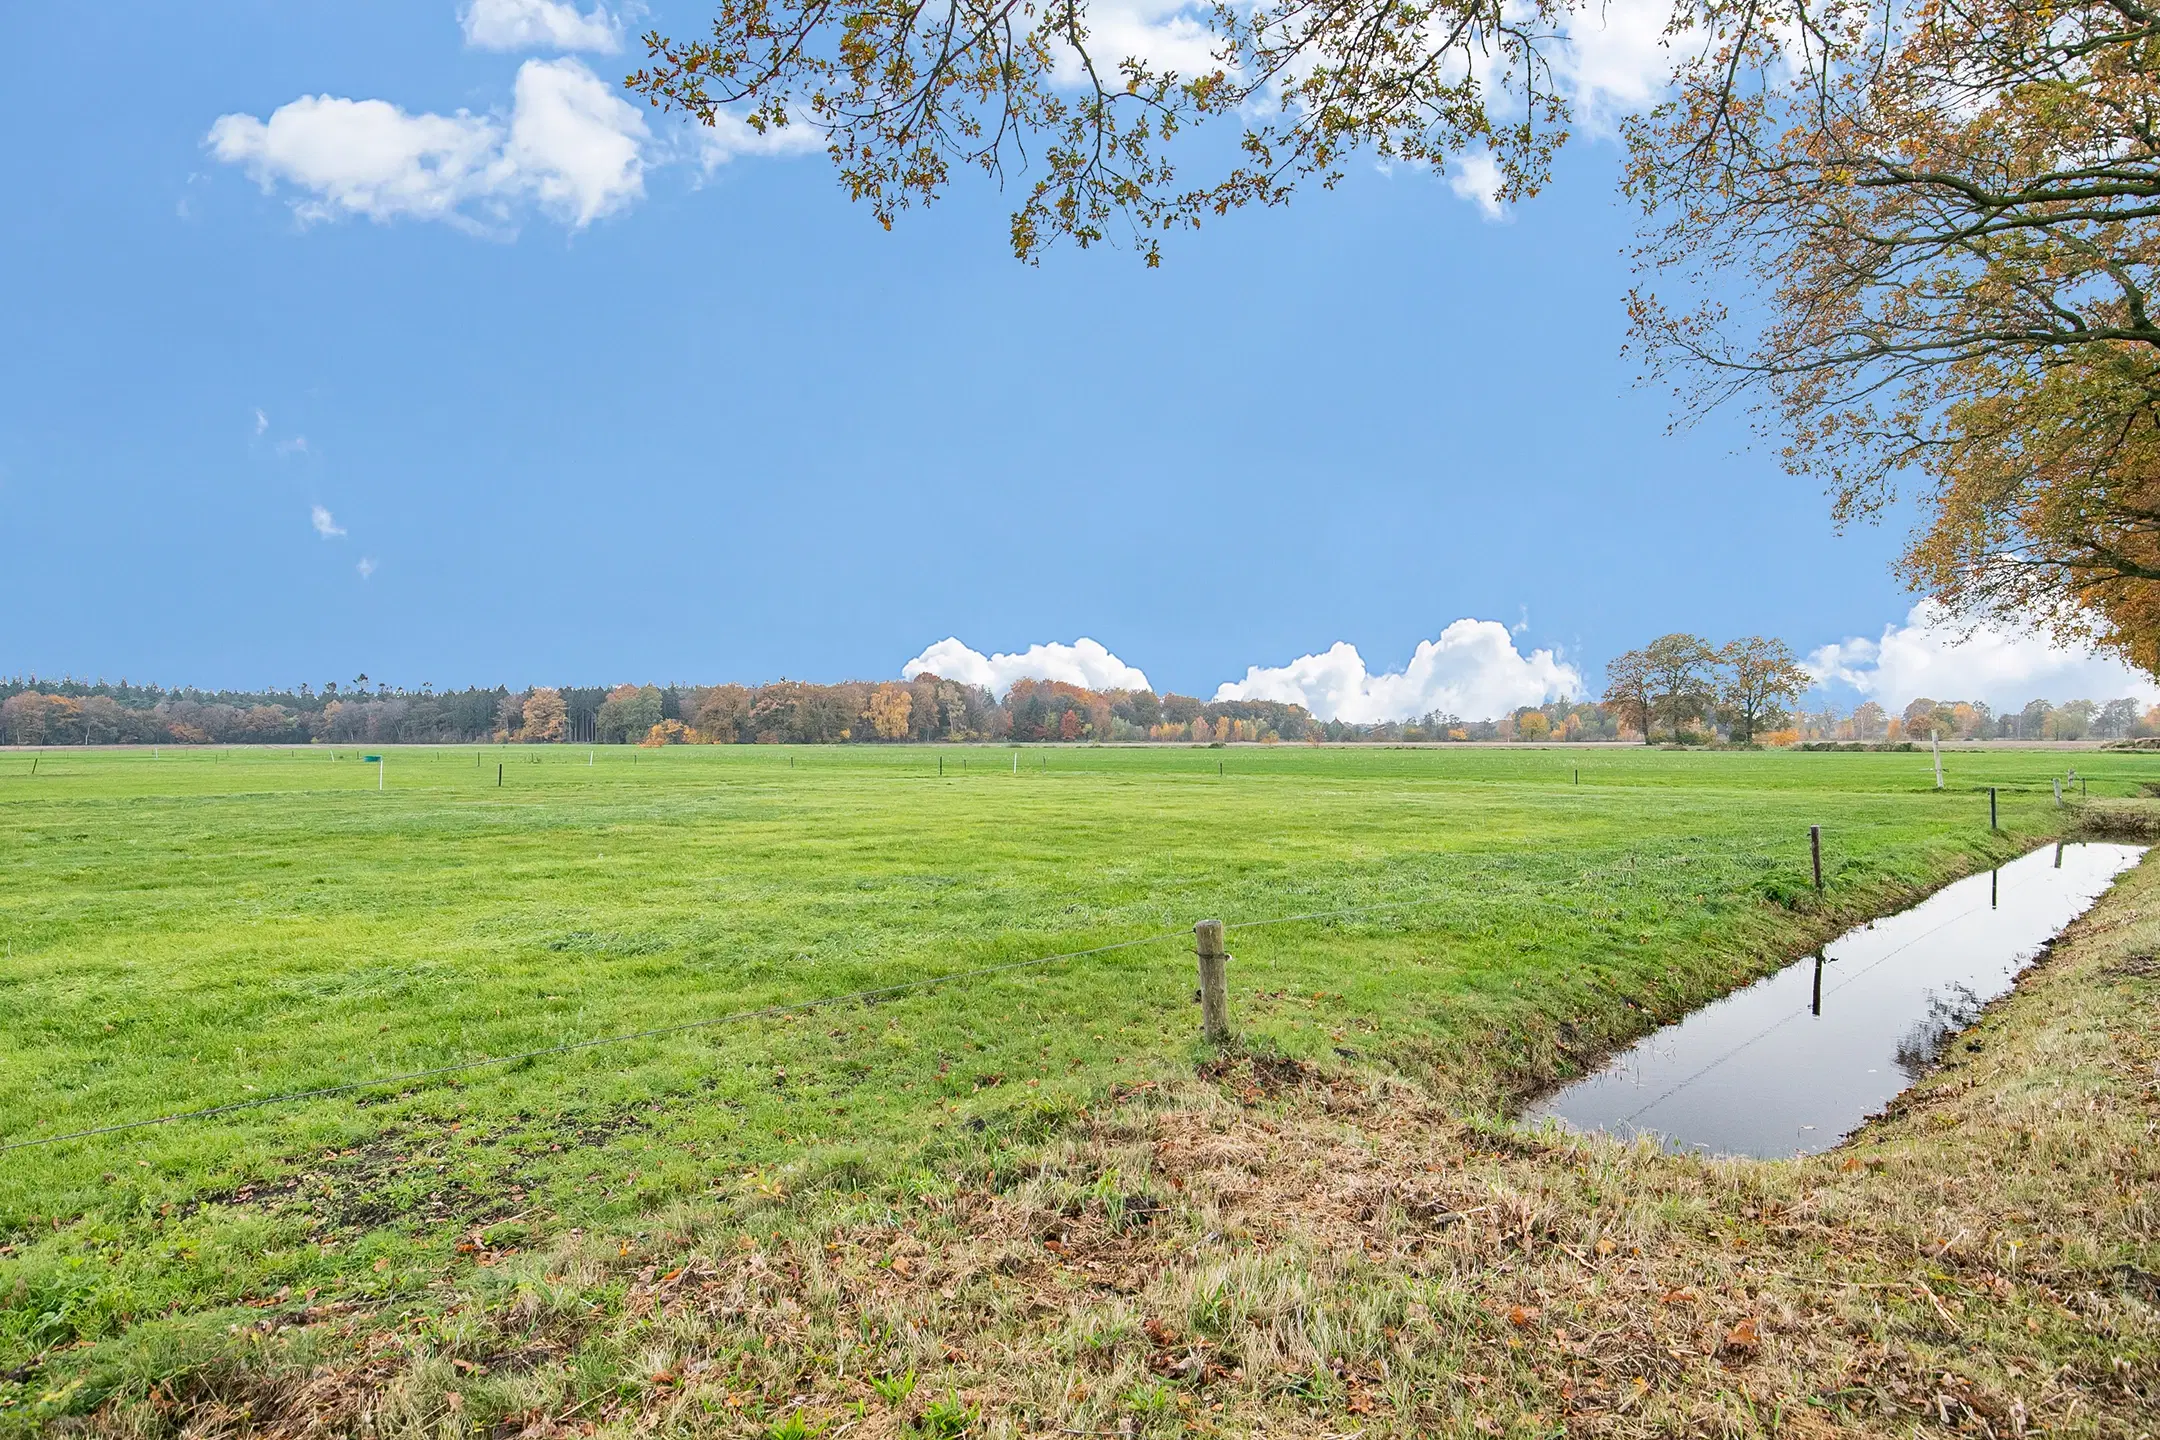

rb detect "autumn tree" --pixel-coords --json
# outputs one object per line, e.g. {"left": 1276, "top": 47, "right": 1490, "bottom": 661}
{"left": 1601, "top": 648, "right": 1654, "bottom": 743}
{"left": 1901, "top": 698, "right": 1954, "bottom": 742}
{"left": 642, "top": 719, "right": 697, "bottom": 746}
{"left": 1627, "top": 0, "right": 2160, "bottom": 677}
{"left": 632, "top": 0, "right": 1587, "bottom": 267}
{"left": 522, "top": 687, "right": 568, "bottom": 743}
{"left": 1717, "top": 637, "right": 1812, "bottom": 744}
{"left": 496, "top": 691, "right": 526, "bottom": 739}
{"left": 693, "top": 684, "right": 754, "bottom": 742}
{"left": 1643, "top": 633, "right": 1718, "bottom": 740}
{"left": 597, "top": 685, "right": 665, "bottom": 743}
{"left": 868, "top": 683, "right": 913, "bottom": 740}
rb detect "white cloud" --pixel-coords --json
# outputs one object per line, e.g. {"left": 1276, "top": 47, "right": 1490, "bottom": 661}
{"left": 461, "top": 0, "right": 623, "bottom": 52}
{"left": 253, "top": 408, "right": 269, "bottom": 436}
{"left": 1806, "top": 603, "right": 2160, "bottom": 712}
{"left": 206, "top": 59, "right": 647, "bottom": 232}
{"left": 505, "top": 57, "right": 648, "bottom": 224}
{"left": 310, "top": 504, "right": 346, "bottom": 538}
{"left": 356, "top": 557, "right": 378, "bottom": 580}
{"left": 1556, "top": 0, "right": 1673, "bottom": 131}
{"left": 1446, "top": 151, "right": 1506, "bottom": 220}
{"left": 277, "top": 434, "right": 309, "bottom": 456}
{"left": 903, "top": 638, "right": 1152, "bottom": 695}
{"left": 693, "top": 110, "right": 827, "bottom": 171}
{"left": 1214, "top": 620, "right": 1582, "bottom": 722}
{"left": 1052, "top": 0, "right": 1222, "bottom": 85}
{"left": 207, "top": 96, "right": 504, "bottom": 227}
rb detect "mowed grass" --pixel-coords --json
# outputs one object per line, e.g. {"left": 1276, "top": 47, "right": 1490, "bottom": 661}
{"left": 0, "top": 742, "right": 2145, "bottom": 1423}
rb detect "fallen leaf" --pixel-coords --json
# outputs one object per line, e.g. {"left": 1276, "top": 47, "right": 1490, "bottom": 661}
{"left": 1724, "top": 1317, "right": 1762, "bottom": 1353}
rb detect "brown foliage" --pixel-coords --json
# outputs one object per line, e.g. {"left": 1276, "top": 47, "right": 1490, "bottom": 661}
{"left": 1628, "top": 0, "right": 2160, "bottom": 674}
{"left": 630, "top": 0, "right": 1573, "bottom": 264}
{"left": 522, "top": 688, "right": 569, "bottom": 744}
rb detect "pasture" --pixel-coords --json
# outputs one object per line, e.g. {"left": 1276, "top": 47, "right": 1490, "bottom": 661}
{"left": 0, "top": 743, "right": 2146, "bottom": 1432}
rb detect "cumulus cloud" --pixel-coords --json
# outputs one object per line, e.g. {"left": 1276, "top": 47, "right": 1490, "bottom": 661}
{"left": 505, "top": 57, "right": 649, "bottom": 224}
{"left": 903, "top": 638, "right": 1152, "bottom": 695}
{"left": 1214, "top": 621, "right": 1583, "bottom": 723}
{"left": 1556, "top": 0, "right": 1673, "bottom": 131}
{"left": 1806, "top": 604, "right": 2160, "bottom": 712}
{"left": 692, "top": 110, "right": 828, "bottom": 171}
{"left": 1050, "top": 0, "right": 1221, "bottom": 86}
{"left": 356, "top": 557, "right": 378, "bottom": 580}
{"left": 206, "top": 58, "right": 647, "bottom": 232}
{"left": 1445, "top": 152, "right": 1506, "bottom": 220}
{"left": 461, "top": 0, "right": 622, "bottom": 52}
{"left": 310, "top": 504, "right": 346, "bottom": 538}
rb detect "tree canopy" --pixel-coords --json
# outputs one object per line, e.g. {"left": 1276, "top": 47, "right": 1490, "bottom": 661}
{"left": 1627, "top": 0, "right": 2160, "bottom": 676}
{"left": 631, "top": 0, "right": 2160, "bottom": 675}
{"left": 627, "top": 0, "right": 1574, "bottom": 264}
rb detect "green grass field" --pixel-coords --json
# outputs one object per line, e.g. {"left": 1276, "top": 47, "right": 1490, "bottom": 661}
{"left": 0, "top": 742, "right": 2148, "bottom": 1429}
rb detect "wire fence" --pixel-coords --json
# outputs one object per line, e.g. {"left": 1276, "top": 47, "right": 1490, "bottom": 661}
{"left": 4, "top": 811, "right": 2104, "bottom": 1156}
{"left": 3, "top": 889, "right": 1483, "bottom": 1156}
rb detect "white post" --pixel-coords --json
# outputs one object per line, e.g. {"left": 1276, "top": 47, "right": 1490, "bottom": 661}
{"left": 1012, "top": 751, "right": 1018, "bottom": 774}
{"left": 379, "top": 755, "right": 385, "bottom": 791}
{"left": 2054, "top": 777, "right": 2063, "bottom": 806}
{"left": 1932, "top": 730, "right": 1943, "bottom": 789}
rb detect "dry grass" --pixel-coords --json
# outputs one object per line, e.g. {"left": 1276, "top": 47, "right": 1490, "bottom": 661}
{"left": 59, "top": 863, "right": 2160, "bottom": 1440}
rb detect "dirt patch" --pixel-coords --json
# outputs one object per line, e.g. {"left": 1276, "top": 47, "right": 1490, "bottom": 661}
{"left": 1194, "top": 1050, "right": 1320, "bottom": 1102}
{"left": 185, "top": 1104, "right": 657, "bottom": 1235}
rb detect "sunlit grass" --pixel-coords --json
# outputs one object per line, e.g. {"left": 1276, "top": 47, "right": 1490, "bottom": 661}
{"left": 0, "top": 741, "right": 2143, "bottom": 1426}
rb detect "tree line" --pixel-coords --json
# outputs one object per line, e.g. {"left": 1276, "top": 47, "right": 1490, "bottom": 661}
{"left": 0, "top": 675, "right": 1324, "bottom": 747}
{"left": 9, "top": 660, "right": 2152, "bottom": 747}
{"left": 1595, "top": 634, "right": 2160, "bottom": 744}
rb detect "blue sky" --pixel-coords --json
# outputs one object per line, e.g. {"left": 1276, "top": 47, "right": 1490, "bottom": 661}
{"left": 3, "top": 0, "right": 2150, "bottom": 717}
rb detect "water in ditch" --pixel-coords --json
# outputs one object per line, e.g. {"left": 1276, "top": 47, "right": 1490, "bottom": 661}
{"left": 1521, "top": 841, "right": 2146, "bottom": 1160}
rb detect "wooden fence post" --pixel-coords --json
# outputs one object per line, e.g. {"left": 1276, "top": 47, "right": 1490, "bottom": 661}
{"left": 1194, "top": 920, "right": 1231, "bottom": 1044}
{"left": 1810, "top": 825, "right": 1823, "bottom": 891}
{"left": 1989, "top": 786, "right": 1998, "bottom": 830}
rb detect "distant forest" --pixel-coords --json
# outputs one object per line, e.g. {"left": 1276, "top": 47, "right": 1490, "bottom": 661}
{"left": 0, "top": 675, "right": 1335, "bottom": 746}
{"left": 1, "top": 673, "right": 2148, "bottom": 747}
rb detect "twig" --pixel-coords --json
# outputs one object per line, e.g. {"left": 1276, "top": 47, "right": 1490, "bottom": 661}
{"left": 1913, "top": 1277, "right": 1962, "bottom": 1331}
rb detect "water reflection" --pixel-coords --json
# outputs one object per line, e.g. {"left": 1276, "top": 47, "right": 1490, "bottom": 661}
{"left": 1891, "top": 983, "right": 1986, "bottom": 1079}
{"left": 1522, "top": 843, "right": 2145, "bottom": 1160}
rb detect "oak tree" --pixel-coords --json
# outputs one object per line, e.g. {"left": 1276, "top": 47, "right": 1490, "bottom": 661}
{"left": 1717, "top": 636, "right": 1811, "bottom": 743}
{"left": 1600, "top": 647, "right": 1654, "bottom": 742}
{"left": 629, "top": 0, "right": 1577, "bottom": 264}
{"left": 1628, "top": 0, "right": 2160, "bottom": 675}
{"left": 1643, "top": 632, "right": 1718, "bottom": 739}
